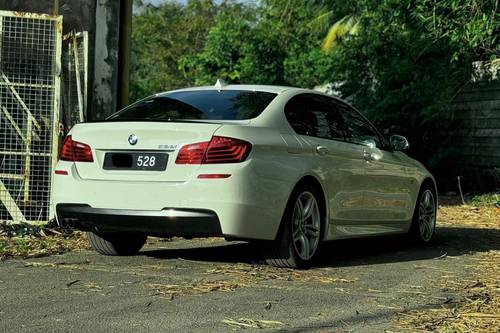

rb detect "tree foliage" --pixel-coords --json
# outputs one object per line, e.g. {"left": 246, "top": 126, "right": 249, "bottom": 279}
{"left": 131, "top": 0, "right": 499, "bottom": 164}
{"left": 131, "top": 0, "right": 246, "bottom": 100}
{"left": 326, "top": 0, "right": 499, "bottom": 162}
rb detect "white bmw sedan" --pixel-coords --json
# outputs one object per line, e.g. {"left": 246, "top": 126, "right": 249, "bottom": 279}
{"left": 52, "top": 84, "right": 437, "bottom": 268}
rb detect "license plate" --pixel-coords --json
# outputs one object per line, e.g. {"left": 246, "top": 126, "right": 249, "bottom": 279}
{"left": 103, "top": 152, "right": 168, "bottom": 171}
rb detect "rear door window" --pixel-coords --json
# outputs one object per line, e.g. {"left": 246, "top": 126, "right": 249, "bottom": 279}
{"left": 284, "top": 94, "right": 348, "bottom": 140}
{"left": 107, "top": 90, "right": 277, "bottom": 121}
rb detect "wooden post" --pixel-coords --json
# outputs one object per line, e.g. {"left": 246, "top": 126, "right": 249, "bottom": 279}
{"left": 118, "top": 0, "right": 133, "bottom": 109}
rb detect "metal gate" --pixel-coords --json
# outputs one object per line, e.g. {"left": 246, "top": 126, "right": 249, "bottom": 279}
{"left": 0, "top": 11, "right": 62, "bottom": 224}
{"left": 62, "top": 31, "right": 88, "bottom": 128}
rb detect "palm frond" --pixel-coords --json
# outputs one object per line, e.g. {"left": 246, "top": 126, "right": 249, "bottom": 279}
{"left": 307, "top": 10, "right": 334, "bottom": 32}
{"left": 322, "top": 15, "right": 360, "bottom": 53}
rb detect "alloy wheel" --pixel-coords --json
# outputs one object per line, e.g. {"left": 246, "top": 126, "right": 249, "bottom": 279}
{"left": 418, "top": 189, "right": 436, "bottom": 242}
{"left": 291, "top": 191, "right": 321, "bottom": 261}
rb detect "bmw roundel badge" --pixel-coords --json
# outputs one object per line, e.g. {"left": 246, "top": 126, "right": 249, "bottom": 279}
{"left": 128, "top": 134, "right": 138, "bottom": 145}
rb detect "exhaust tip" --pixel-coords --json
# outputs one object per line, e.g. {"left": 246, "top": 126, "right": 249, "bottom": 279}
{"left": 60, "top": 217, "right": 78, "bottom": 229}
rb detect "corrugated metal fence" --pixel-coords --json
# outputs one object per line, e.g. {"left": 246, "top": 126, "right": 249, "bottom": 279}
{"left": 432, "top": 80, "right": 500, "bottom": 192}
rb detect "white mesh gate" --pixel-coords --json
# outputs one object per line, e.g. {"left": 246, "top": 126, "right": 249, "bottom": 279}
{"left": 62, "top": 31, "right": 88, "bottom": 127}
{"left": 0, "top": 11, "right": 62, "bottom": 224}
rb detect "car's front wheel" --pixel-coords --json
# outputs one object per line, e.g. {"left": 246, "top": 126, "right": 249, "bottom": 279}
{"left": 262, "top": 184, "right": 323, "bottom": 268}
{"left": 87, "top": 232, "right": 147, "bottom": 256}
{"left": 409, "top": 184, "right": 437, "bottom": 243}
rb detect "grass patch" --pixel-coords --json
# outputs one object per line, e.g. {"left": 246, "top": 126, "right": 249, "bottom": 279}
{"left": 469, "top": 193, "right": 500, "bottom": 207}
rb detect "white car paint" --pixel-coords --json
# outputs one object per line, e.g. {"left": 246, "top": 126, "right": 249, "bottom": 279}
{"left": 51, "top": 85, "right": 436, "bottom": 242}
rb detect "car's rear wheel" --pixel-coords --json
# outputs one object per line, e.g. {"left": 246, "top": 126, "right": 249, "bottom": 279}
{"left": 87, "top": 232, "right": 147, "bottom": 256}
{"left": 262, "top": 184, "right": 323, "bottom": 268}
{"left": 409, "top": 184, "right": 437, "bottom": 243}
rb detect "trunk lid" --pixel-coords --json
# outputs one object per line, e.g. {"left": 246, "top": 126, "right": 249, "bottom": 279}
{"left": 70, "top": 122, "right": 222, "bottom": 182}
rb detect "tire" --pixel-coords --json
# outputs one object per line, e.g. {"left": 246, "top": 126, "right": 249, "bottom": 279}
{"left": 409, "top": 183, "right": 437, "bottom": 243}
{"left": 87, "top": 232, "right": 147, "bottom": 256}
{"left": 262, "top": 184, "right": 324, "bottom": 269}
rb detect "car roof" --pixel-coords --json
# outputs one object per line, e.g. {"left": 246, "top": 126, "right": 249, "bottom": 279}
{"left": 157, "top": 84, "right": 299, "bottom": 95}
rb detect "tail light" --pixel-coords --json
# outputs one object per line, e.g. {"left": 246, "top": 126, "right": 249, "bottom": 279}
{"left": 176, "top": 136, "right": 251, "bottom": 164}
{"left": 60, "top": 135, "right": 94, "bottom": 162}
{"left": 175, "top": 141, "right": 209, "bottom": 164}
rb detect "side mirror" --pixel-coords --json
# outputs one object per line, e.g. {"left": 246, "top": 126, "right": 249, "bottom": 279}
{"left": 390, "top": 135, "right": 409, "bottom": 151}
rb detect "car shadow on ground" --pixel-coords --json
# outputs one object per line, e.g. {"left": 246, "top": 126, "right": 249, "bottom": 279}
{"left": 141, "top": 226, "right": 500, "bottom": 268}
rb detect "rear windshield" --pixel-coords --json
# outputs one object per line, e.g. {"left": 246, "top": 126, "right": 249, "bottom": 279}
{"left": 107, "top": 90, "right": 277, "bottom": 121}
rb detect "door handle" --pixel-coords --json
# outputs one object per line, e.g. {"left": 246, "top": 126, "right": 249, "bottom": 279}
{"left": 363, "top": 151, "right": 374, "bottom": 161}
{"left": 316, "top": 146, "right": 329, "bottom": 155}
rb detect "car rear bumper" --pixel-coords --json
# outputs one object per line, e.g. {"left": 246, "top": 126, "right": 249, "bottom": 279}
{"left": 51, "top": 161, "right": 293, "bottom": 240}
{"left": 56, "top": 204, "right": 222, "bottom": 237}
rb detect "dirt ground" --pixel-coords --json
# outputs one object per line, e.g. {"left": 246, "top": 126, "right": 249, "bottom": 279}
{"left": 0, "top": 201, "right": 498, "bottom": 332}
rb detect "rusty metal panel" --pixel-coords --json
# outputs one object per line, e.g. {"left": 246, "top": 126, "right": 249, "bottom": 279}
{"left": 0, "top": 10, "right": 62, "bottom": 224}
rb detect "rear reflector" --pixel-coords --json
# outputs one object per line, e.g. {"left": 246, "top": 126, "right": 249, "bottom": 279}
{"left": 176, "top": 136, "right": 251, "bottom": 164}
{"left": 60, "top": 135, "right": 94, "bottom": 162}
{"left": 55, "top": 170, "right": 68, "bottom": 175}
{"left": 197, "top": 174, "right": 231, "bottom": 179}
